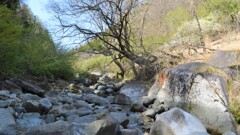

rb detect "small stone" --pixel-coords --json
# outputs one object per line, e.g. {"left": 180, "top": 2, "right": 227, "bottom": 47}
{"left": 71, "top": 100, "right": 92, "bottom": 109}
{"left": 121, "top": 129, "right": 138, "bottom": 135}
{"left": 97, "top": 85, "right": 106, "bottom": 90}
{"left": 145, "top": 109, "right": 156, "bottom": 118}
{"left": 106, "top": 88, "right": 114, "bottom": 93}
{"left": 110, "top": 112, "right": 129, "bottom": 128}
{"left": 39, "top": 98, "right": 52, "bottom": 112}
{"left": 25, "top": 121, "right": 71, "bottom": 135}
{"left": 23, "top": 100, "right": 40, "bottom": 112}
{"left": 142, "top": 96, "right": 155, "bottom": 107}
{"left": 45, "top": 114, "right": 55, "bottom": 123}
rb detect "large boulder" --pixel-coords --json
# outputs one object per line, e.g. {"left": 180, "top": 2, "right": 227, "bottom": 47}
{"left": 0, "top": 108, "right": 17, "bottom": 135}
{"left": 156, "top": 62, "right": 237, "bottom": 134}
{"left": 84, "top": 115, "right": 120, "bottom": 135}
{"left": 115, "top": 81, "right": 148, "bottom": 105}
{"left": 150, "top": 108, "right": 208, "bottom": 135}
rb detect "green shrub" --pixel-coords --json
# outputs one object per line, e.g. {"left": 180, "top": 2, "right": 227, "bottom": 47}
{"left": 0, "top": 5, "right": 74, "bottom": 79}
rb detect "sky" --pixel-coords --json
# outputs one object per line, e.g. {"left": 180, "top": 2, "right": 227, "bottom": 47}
{"left": 24, "top": 0, "right": 51, "bottom": 28}
{"left": 24, "top": 0, "right": 76, "bottom": 49}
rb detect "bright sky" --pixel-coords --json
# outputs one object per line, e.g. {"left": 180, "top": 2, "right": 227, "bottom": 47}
{"left": 24, "top": 0, "right": 51, "bottom": 28}
{"left": 24, "top": 0, "right": 78, "bottom": 49}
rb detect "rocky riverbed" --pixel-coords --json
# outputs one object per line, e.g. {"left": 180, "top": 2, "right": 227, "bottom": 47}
{"left": 0, "top": 62, "right": 239, "bottom": 135}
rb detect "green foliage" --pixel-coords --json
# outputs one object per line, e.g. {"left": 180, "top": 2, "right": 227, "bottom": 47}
{"left": 206, "top": 0, "right": 240, "bottom": 15}
{"left": 0, "top": 6, "right": 25, "bottom": 76}
{"left": 204, "top": 0, "right": 240, "bottom": 28}
{"left": 75, "top": 55, "right": 113, "bottom": 73}
{"left": 78, "top": 39, "right": 108, "bottom": 53}
{"left": 0, "top": 5, "right": 74, "bottom": 79}
{"left": 162, "top": 7, "right": 190, "bottom": 33}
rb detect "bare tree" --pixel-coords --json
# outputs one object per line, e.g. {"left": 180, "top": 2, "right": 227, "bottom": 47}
{"left": 50, "top": 0, "right": 158, "bottom": 79}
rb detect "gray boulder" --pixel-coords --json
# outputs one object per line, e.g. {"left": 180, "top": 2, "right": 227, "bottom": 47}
{"left": 150, "top": 108, "right": 208, "bottom": 135}
{"left": 49, "top": 105, "right": 92, "bottom": 117}
{"left": 19, "top": 93, "right": 41, "bottom": 101}
{"left": 110, "top": 112, "right": 129, "bottom": 127}
{"left": 67, "top": 114, "right": 96, "bottom": 126}
{"left": 25, "top": 121, "right": 71, "bottom": 135}
{"left": 0, "top": 100, "right": 15, "bottom": 108}
{"left": 84, "top": 115, "right": 120, "bottom": 135}
{"left": 17, "top": 113, "right": 45, "bottom": 130}
{"left": 156, "top": 62, "right": 237, "bottom": 134}
{"left": 84, "top": 94, "right": 110, "bottom": 106}
{"left": 18, "top": 80, "right": 45, "bottom": 95}
{"left": 0, "top": 108, "right": 17, "bottom": 135}
{"left": 115, "top": 81, "right": 148, "bottom": 105}
{"left": 71, "top": 100, "right": 92, "bottom": 109}
{"left": 148, "top": 80, "right": 161, "bottom": 98}
{"left": 23, "top": 100, "right": 41, "bottom": 112}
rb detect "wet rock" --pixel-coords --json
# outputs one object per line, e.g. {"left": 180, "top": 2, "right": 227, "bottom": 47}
{"left": 0, "top": 108, "right": 17, "bottom": 135}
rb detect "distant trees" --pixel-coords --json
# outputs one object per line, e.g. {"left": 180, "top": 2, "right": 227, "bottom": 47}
{"left": 50, "top": 0, "right": 159, "bottom": 79}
